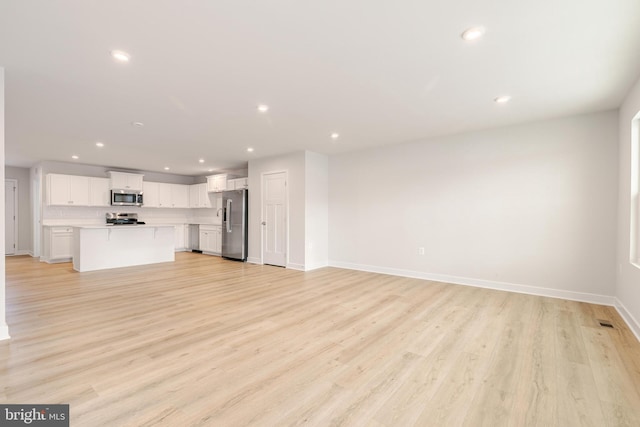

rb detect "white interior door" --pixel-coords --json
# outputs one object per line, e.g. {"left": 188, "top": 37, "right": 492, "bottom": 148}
{"left": 5, "top": 179, "right": 17, "bottom": 255}
{"left": 262, "top": 171, "right": 287, "bottom": 267}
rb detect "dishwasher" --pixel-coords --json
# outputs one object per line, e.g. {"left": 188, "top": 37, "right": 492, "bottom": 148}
{"left": 189, "top": 224, "right": 201, "bottom": 253}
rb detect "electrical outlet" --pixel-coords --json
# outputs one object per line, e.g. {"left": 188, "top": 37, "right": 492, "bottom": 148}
{"left": 418, "top": 247, "right": 425, "bottom": 255}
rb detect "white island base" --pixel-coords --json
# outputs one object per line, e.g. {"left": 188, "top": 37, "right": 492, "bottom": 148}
{"left": 73, "top": 225, "right": 175, "bottom": 272}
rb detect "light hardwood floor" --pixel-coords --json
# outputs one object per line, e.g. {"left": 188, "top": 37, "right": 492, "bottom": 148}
{"left": 2, "top": 253, "right": 640, "bottom": 426}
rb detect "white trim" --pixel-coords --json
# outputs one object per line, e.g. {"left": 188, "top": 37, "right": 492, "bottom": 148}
{"left": 41, "top": 257, "right": 72, "bottom": 264}
{"left": 328, "top": 260, "right": 616, "bottom": 306}
{"left": 630, "top": 111, "right": 640, "bottom": 264}
{"left": 614, "top": 298, "right": 640, "bottom": 343}
{"left": 304, "top": 261, "right": 329, "bottom": 271}
{"left": 0, "top": 324, "right": 9, "bottom": 341}
{"left": 247, "top": 256, "right": 262, "bottom": 265}
{"left": 6, "top": 250, "right": 30, "bottom": 256}
{"left": 5, "top": 178, "right": 18, "bottom": 255}
{"left": 286, "top": 262, "right": 305, "bottom": 271}
{"left": 260, "top": 170, "right": 288, "bottom": 268}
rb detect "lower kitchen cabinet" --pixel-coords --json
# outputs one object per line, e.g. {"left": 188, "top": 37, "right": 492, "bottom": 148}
{"left": 174, "top": 224, "right": 189, "bottom": 251}
{"left": 42, "top": 226, "right": 74, "bottom": 263}
{"left": 199, "top": 225, "right": 221, "bottom": 255}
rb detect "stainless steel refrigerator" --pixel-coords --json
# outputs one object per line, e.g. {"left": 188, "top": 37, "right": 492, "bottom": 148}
{"left": 222, "top": 189, "right": 248, "bottom": 261}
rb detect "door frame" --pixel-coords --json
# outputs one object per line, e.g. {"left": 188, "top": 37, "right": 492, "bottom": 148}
{"left": 260, "top": 170, "right": 288, "bottom": 266}
{"left": 5, "top": 179, "right": 18, "bottom": 255}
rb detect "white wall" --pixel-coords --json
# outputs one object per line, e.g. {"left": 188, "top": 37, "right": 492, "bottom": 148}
{"left": 1, "top": 68, "right": 9, "bottom": 340}
{"left": 248, "top": 151, "right": 306, "bottom": 268}
{"left": 616, "top": 74, "right": 640, "bottom": 339}
{"left": 247, "top": 151, "right": 328, "bottom": 270}
{"left": 329, "top": 111, "right": 619, "bottom": 302}
{"left": 5, "top": 166, "right": 31, "bottom": 254}
{"left": 305, "top": 151, "right": 329, "bottom": 270}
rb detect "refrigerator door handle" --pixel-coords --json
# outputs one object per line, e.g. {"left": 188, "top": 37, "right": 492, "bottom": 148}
{"left": 226, "top": 199, "right": 232, "bottom": 233}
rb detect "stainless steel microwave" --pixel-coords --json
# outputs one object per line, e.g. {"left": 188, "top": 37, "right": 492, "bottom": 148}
{"left": 111, "top": 190, "right": 143, "bottom": 206}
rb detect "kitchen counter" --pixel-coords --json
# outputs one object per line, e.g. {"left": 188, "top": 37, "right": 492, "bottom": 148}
{"left": 72, "top": 225, "right": 175, "bottom": 272}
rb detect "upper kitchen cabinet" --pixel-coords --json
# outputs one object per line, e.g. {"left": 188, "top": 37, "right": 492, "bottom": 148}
{"left": 227, "top": 177, "right": 248, "bottom": 191}
{"left": 108, "top": 171, "right": 144, "bottom": 191}
{"left": 189, "top": 183, "right": 211, "bottom": 208}
{"left": 89, "top": 178, "right": 111, "bottom": 207}
{"left": 46, "top": 174, "right": 90, "bottom": 206}
{"left": 170, "top": 184, "right": 189, "bottom": 208}
{"left": 206, "top": 174, "right": 237, "bottom": 193}
{"left": 143, "top": 181, "right": 159, "bottom": 207}
{"left": 157, "top": 183, "right": 189, "bottom": 208}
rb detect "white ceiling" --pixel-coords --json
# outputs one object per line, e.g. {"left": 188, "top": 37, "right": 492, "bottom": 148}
{"left": 1, "top": 1, "right": 640, "bottom": 176}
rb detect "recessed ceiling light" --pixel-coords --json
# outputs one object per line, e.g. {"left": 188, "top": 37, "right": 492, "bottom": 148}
{"left": 71, "top": 155, "right": 79, "bottom": 160}
{"left": 247, "top": 147, "right": 254, "bottom": 152}
{"left": 95, "top": 142, "right": 104, "bottom": 148}
{"left": 198, "top": 159, "right": 205, "bottom": 163}
{"left": 111, "top": 50, "right": 131, "bottom": 62}
{"left": 494, "top": 95, "right": 512, "bottom": 104}
{"left": 208, "top": 169, "right": 214, "bottom": 172}
{"left": 461, "top": 27, "right": 485, "bottom": 41}
{"left": 164, "top": 167, "right": 170, "bottom": 170}
{"left": 257, "top": 104, "right": 269, "bottom": 113}
{"left": 131, "top": 121, "right": 144, "bottom": 127}
{"left": 330, "top": 132, "right": 340, "bottom": 140}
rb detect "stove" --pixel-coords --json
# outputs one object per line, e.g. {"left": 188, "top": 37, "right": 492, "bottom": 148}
{"left": 106, "top": 212, "right": 144, "bottom": 225}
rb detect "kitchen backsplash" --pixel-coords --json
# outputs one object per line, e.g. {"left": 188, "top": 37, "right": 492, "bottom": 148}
{"left": 42, "top": 205, "right": 222, "bottom": 226}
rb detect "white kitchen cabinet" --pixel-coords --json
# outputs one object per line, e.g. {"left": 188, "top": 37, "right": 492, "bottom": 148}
{"left": 199, "top": 225, "right": 221, "bottom": 254}
{"left": 142, "top": 181, "right": 159, "bottom": 207}
{"left": 227, "top": 177, "right": 248, "bottom": 191}
{"left": 108, "top": 171, "right": 144, "bottom": 191}
{"left": 189, "top": 183, "right": 211, "bottom": 208}
{"left": 171, "top": 184, "right": 189, "bottom": 208}
{"left": 189, "top": 185, "right": 199, "bottom": 208}
{"left": 174, "top": 224, "right": 189, "bottom": 251}
{"left": 206, "top": 174, "right": 225, "bottom": 193}
{"left": 143, "top": 182, "right": 189, "bottom": 208}
{"left": 214, "top": 226, "right": 221, "bottom": 253}
{"left": 158, "top": 183, "right": 172, "bottom": 208}
{"left": 207, "top": 174, "right": 237, "bottom": 193}
{"left": 42, "top": 226, "right": 74, "bottom": 262}
{"left": 46, "top": 174, "right": 90, "bottom": 206}
{"left": 157, "top": 183, "right": 189, "bottom": 208}
{"left": 89, "top": 177, "right": 110, "bottom": 206}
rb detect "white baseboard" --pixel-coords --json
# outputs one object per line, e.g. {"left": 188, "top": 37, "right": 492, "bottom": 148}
{"left": 286, "top": 262, "right": 305, "bottom": 271}
{"left": 0, "top": 324, "right": 9, "bottom": 341}
{"left": 247, "top": 258, "right": 327, "bottom": 271}
{"left": 6, "top": 250, "right": 31, "bottom": 256}
{"left": 40, "top": 257, "right": 72, "bottom": 264}
{"left": 304, "top": 261, "right": 329, "bottom": 271}
{"left": 614, "top": 298, "right": 640, "bottom": 342}
{"left": 328, "top": 260, "right": 615, "bottom": 306}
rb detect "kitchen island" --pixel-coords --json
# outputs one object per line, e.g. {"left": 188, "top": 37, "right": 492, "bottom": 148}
{"left": 72, "top": 225, "right": 175, "bottom": 272}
